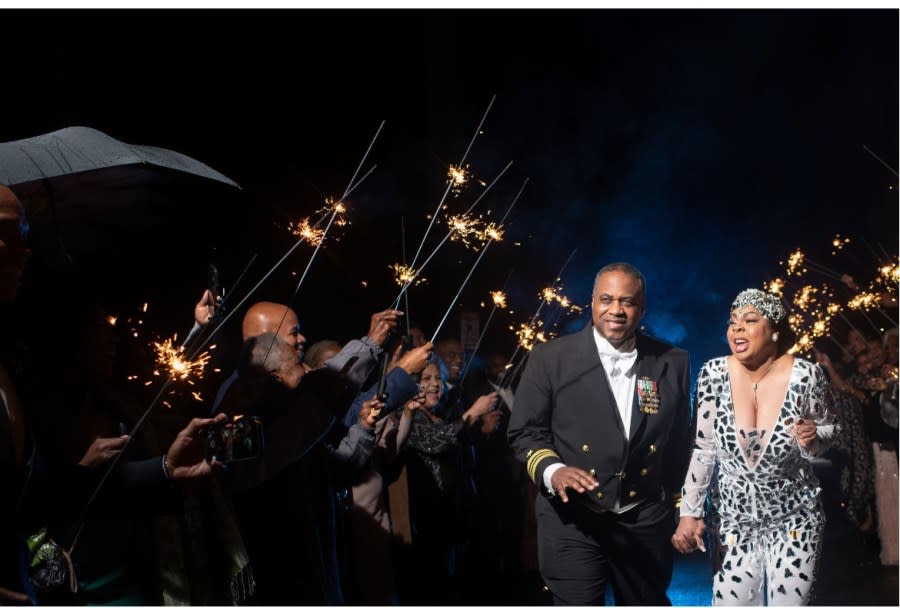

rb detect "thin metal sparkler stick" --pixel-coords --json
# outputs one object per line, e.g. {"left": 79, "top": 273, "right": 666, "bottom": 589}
{"left": 862, "top": 144, "right": 899, "bottom": 178}
{"left": 407, "top": 96, "right": 496, "bottom": 273}
{"left": 498, "top": 248, "right": 578, "bottom": 390}
{"left": 402, "top": 216, "right": 411, "bottom": 337}
{"left": 390, "top": 161, "right": 514, "bottom": 309}
{"left": 343, "top": 121, "right": 385, "bottom": 199}
{"left": 457, "top": 268, "right": 516, "bottom": 388}
{"left": 429, "top": 178, "right": 527, "bottom": 343}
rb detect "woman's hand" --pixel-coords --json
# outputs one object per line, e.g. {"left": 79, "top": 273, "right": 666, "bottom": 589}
{"left": 671, "top": 516, "right": 706, "bottom": 554}
{"left": 792, "top": 418, "right": 817, "bottom": 448}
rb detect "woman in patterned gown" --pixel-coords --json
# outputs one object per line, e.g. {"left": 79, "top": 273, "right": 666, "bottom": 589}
{"left": 672, "top": 289, "right": 836, "bottom": 605}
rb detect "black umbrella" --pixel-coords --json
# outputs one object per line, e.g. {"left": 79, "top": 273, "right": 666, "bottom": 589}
{"left": 0, "top": 127, "right": 246, "bottom": 299}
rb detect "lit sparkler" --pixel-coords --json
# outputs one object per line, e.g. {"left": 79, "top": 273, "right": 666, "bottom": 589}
{"left": 831, "top": 234, "right": 851, "bottom": 255}
{"left": 152, "top": 335, "right": 211, "bottom": 381}
{"left": 390, "top": 263, "right": 426, "bottom": 288}
{"left": 784, "top": 249, "right": 807, "bottom": 277}
{"left": 490, "top": 290, "right": 508, "bottom": 308}
{"left": 288, "top": 217, "right": 326, "bottom": 246}
{"left": 766, "top": 278, "right": 785, "bottom": 297}
{"left": 448, "top": 163, "right": 471, "bottom": 196}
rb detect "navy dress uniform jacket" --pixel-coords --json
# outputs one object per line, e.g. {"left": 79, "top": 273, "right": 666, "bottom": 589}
{"left": 507, "top": 324, "right": 693, "bottom": 511}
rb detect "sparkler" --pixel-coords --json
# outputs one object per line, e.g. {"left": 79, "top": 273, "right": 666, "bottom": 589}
{"left": 152, "top": 335, "right": 212, "bottom": 382}
{"left": 406, "top": 95, "right": 496, "bottom": 280}
{"left": 389, "top": 161, "right": 513, "bottom": 309}
{"left": 498, "top": 249, "right": 578, "bottom": 390}
{"left": 429, "top": 178, "right": 526, "bottom": 344}
{"left": 448, "top": 163, "right": 471, "bottom": 196}
{"left": 457, "top": 277, "right": 513, "bottom": 388}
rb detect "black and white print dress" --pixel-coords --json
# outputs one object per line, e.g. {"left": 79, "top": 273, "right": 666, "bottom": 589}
{"left": 680, "top": 356, "right": 836, "bottom": 606}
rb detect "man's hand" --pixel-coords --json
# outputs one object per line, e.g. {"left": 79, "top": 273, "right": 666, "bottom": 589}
{"left": 395, "top": 343, "right": 433, "bottom": 376}
{"left": 792, "top": 418, "right": 817, "bottom": 448}
{"left": 549, "top": 466, "right": 599, "bottom": 503}
{"left": 359, "top": 396, "right": 385, "bottom": 429}
{"left": 166, "top": 414, "right": 227, "bottom": 480}
{"left": 194, "top": 289, "right": 217, "bottom": 327}
{"left": 367, "top": 309, "right": 404, "bottom": 346}
{"left": 79, "top": 435, "right": 129, "bottom": 467}
{"left": 672, "top": 516, "right": 707, "bottom": 554}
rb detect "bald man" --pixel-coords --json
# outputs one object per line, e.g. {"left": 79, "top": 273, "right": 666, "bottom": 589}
{"left": 212, "top": 304, "right": 404, "bottom": 413}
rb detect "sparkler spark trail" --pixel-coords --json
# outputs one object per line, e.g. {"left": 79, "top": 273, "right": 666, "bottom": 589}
{"left": 390, "top": 263, "right": 426, "bottom": 287}
{"left": 388, "top": 162, "right": 514, "bottom": 310}
{"left": 429, "top": 179, "right": 527, "bottom": 344}
{"left": 457, "top": 270, "right": 516, "bottom": 388}
{"left": 446, "top": 213, "right": 486, "bottom": 250}
{"left": 448, "top": 163, "right": 471, "bottom": 196}
{"left": 831, "top": 234, "right": 851, "bottom": 255}
{"left": 288, "top": 217, "right": 325, "bottom": 246}
{"left": 499, "top": 249, "right": 578, "bottom": 390}
{"left": 406, "top": 96, "right": 497, "bottom": 276}
{"left": 152, "top": 335, "right": 211, "bottom": 381}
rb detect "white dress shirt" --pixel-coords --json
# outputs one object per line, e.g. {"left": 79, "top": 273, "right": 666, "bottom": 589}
{"left": 543, "top": 328, "right": 639, "bottom": 513}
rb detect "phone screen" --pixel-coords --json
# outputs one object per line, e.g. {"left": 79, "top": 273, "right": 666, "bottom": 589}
{"left": 202, "top": 416, "right": 265, "bottom": 464}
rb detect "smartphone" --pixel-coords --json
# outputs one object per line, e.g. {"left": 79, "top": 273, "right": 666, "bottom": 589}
{"left": 202, "top": 416, "right": 265, "bottom": 464}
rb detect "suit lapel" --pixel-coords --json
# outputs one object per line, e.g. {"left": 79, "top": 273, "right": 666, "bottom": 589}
{"left": 629, "top": 335, "right": 657, "bottom": 441}
{"left": 573, "top": 324, "right": 625, "bottom": 436}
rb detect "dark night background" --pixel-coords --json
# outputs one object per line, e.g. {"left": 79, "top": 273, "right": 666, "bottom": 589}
{"left": 2, "top": 8, "right": 897, "bottom": 373}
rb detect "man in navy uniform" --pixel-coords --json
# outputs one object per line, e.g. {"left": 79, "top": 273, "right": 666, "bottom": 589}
{"left": 508, "top": 262, "right": 693, "bottom": 605}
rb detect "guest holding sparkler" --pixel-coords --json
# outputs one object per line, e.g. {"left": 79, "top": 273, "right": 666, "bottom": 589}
{"left": 509, "top": 262, "right": 693, "bottom": 605}
{"left": 674, "top": 288, "right": 836, "bottom": 605}
{"left": 402, "top": 360, "right": 497, "bottom": 604}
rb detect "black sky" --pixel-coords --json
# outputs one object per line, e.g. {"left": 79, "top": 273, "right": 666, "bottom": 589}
{"left": 2, "top": 8, "right": 897, "bottom": 370}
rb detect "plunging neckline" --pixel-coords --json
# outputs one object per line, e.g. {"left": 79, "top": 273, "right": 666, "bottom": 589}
{"left": 725, "top": 356, "right": 797, "bottom": 472}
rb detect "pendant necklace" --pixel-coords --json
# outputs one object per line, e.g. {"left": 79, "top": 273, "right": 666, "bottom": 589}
{"left": 745, "top": 358, "right": 778, "bottom": 410}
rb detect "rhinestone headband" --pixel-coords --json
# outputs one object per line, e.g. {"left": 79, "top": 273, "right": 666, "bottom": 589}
{"left": 730, "top": 288, "right": 786, "bottom": 325}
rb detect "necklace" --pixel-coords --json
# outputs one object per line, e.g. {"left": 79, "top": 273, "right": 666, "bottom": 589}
{"left": 743, "top": 358, "right": 778, "bottom": 410}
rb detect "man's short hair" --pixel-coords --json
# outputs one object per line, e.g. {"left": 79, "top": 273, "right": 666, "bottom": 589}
{"left": 593, "top": 262, "right": 647, "bottom": 299}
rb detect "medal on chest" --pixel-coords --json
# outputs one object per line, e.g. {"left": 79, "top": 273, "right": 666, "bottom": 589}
{"left": 637, "top": 377, "right": 660, "bottom": 414}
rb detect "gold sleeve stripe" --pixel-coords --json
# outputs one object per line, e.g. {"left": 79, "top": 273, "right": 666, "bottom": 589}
{"left": 526, "top": 449, "right": 560, "bottom": 482}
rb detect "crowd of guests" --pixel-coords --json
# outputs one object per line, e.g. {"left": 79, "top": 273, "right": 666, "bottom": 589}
{"left": 0, "top": 183, "right": 536, "bottom": 606}
{"left": 815, "top": 324, "right": 898, "bottom": 566}
{"left": 1, "top": 180, "right": 898, "bottom": 606}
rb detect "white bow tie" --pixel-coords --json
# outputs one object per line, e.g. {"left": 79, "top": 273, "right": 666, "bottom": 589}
{"left": 602, "top": 350, "right": 637, "bottom": 362}
{"left": 601, "top": 350, "right": 637, "bottom": 377}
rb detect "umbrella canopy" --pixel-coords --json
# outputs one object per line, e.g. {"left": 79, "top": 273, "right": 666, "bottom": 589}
{"left": 0, "top": 126, "right": 239, "bottom": 189}
{"left": 0, "top": 126, "right": 246, "bottom": 308}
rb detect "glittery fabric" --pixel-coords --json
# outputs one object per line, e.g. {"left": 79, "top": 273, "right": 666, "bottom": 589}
{"left": 681, "top": 357, "right": 836, "bottom": 605}
{"left": 731, "top": 289, "right": 786, "bottom": 325}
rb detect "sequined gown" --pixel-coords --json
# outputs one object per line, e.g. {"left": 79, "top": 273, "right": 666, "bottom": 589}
{"left": 680, "top": 357, "right": 835, "bottom": 605}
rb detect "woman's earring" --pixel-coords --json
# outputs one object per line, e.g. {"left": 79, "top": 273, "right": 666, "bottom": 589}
{"left": 772, "top": 332, "right": 779, "bottom": 342}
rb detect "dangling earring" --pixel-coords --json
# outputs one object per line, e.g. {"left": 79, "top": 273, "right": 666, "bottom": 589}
{"left": 772, "top": 332, "right": 779, "bottom": 342}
